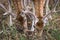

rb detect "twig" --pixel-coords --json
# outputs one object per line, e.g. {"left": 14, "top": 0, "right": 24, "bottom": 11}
{"left": 0, "top": 3, "right": 7, "bottom": 11}
{"left": 43, "top": 0, "right": 59, "bottom": 20}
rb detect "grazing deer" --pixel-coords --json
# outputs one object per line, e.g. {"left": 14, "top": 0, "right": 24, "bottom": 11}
{"left": 20, "top": 6, "right": 38, "bottom": 36}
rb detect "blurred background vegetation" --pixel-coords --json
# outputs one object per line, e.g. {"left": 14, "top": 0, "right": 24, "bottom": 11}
{"left": 0, "top": 0, "right": 60, "bottom": 40}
